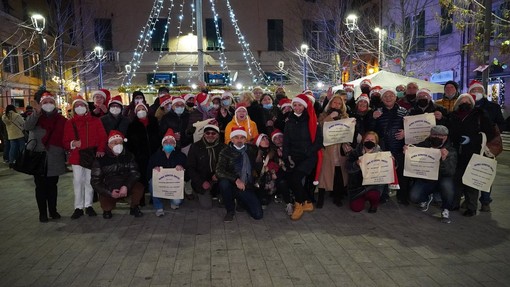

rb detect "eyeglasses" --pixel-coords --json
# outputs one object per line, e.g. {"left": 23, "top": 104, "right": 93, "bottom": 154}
{"left": 204, "top": 132, "right": 218, "bottom": 135}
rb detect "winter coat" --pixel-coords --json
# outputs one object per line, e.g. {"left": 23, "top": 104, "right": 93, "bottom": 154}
{"left": 187, "top": 138, "right": 226, "bottom": 193}
{"left": 247, "top": 102, "right": 267, "bottom": 134}
{"left": 224, "top": 117, "right": 259, "bottom": 144}
{"left": 261, "top": 106, "right": 279, "bottom": 136}
{"left": 396, "top": 97, "right": 415, "bottom": 111}
{"left": 146, "top": 149, "right": 187, "bottom": 181}
{"left": 274, "top": 110, "right": 290, "bottom": 132}
{"left": 63, "top": 114, "right": 107, "bottom": 165}
{"left": 90, "top": 149, "right": 140, "bottom": 197}
{"left": 216, "top": 106, "right": 235, "bottom": 142}
{"left": 2, "top": 111, "right": 25, "bottom": 140}
{"left": 409, "top": 102, "right": 448, "bottom": 126}
{"left": 100, "top": 113, "right": 131, "bottom": 135}
{"left": 24, "top": 111, "right": 67, "bottom": 177}
{"left": 371, "top": 104, "right": 407, "bottom": 155}
{"left": 476, "top": 98, "right": 505, "bottom": 131}
{"left": 414, "top": 138, "right": 457, "bottom": 177}
{"left": 282, "top": 112, "right": 323, "bottom": 175}
{"left": 435, "top": 93, "right": 459, "bottom": 113}
{"left": 215, "top": 143, "right": 258, "bottom": 184}
{"left": 353, "top": 109, "right": 374, "bottom": 142}
{"left": 159, "top": 109, "right": 193, "bottom": 148}
{"left": 347, "top": 143, "right": 384, "bottom": 200}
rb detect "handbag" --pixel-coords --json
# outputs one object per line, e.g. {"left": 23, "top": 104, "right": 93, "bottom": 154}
{"left": 462, "top": 132, "right": 497, "bottom": 192}
{"left": 485, "top": 124, "right": 503, "bottom": 157}
{"left": 13, "top": 139, "right": 47, "bottom": 176}
{"left": 72, "top": 122, "right": 97, "bottom": 169}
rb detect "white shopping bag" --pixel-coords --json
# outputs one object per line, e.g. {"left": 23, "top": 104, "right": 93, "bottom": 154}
{"left": 462, "top": 133, "right": 497, "bottom": 192}
{"left": 404, "top": 146, "right": 441, "bottom": 180}
{"left": 322, "top": 118, "right": 356, "bottom": 146}
{"left": 360, "top": 151, "right": 395, "bottom": 185}
{"left": 404, "top": 113, "right": 436, "bottom": 144}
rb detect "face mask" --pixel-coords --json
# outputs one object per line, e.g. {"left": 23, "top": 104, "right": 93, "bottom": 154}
{"left": 136, "top": 110, "right": 147, "bottom": 119}
{"left": 186, "top": 102, "right": 195, "bottom": 108}
{"left": 363, "top": 141, "right": 376, "bottom": 149}
{"left": 429, "top": 137, "right": 443, "bottom": 148}
{"left": 109, "top": 107, "right": 121, "bottom": 115}
{"left": 370, "top": 96, "right": 381, "bottom": 106}
{"left": 275, "top": 93, "right": 285, "bottom": 101}
{"left": 201, "top": 102, "right": 213, "bottom": 111}
{"left": 74, "top": 106, "right": 87, "bottom": 115}
{"left": 458, "top": 103, "right": 472, "bottom": 111}
{"left": 293, "top": 112, "right": 302, "bottom": 117}
{"left": 417, "top": 99, "right": 429, "bottom": 108}
{"left": 406, "top": 94, "right": 416, "bottom": 102}
{"left": 42, "top": 103, "right": 55, "bottom": 113}
{"left": 263, "top": 104, "right": 273, "bottom": 110}
{"left": 163, "top": 144, "right": 175, "bottom": 153}
{"left": 474, "top": 93, "right": 483, "bottom": 101}
{"left": 222, "top": 99, "right": 232, "bottom": 106}
{"left": 174, "top": 107, "right": 185, "bottom": 115}
{"left": 396, "top": 91, "right": 405, "bottom": 99}
{"left": 234, "top": 144, "right": 245, "bottom": 150}
{"left": 361, "top": 87, "right": 371, "bottom": 94}
{"left": 134, "top": 99, "right": 143, "bottom": 104}
{"left": 112, "top": 144, "right": 124, "bottom": 154}
{"left": 346, "top": 92, "right": 354, "bottom": 100}
{"left": 212, "top": 104, "right": 220, "bottom": 110}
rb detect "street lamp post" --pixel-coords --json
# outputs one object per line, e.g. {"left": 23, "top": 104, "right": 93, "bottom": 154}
{"left": 278, "top": 60, "right": 284, "bottom": 86}
{"left": 31, "top": 14, "right": 46, "bottom": 89}
{"left": 345, "top": 14, "right": 358, "bottom": 81}
{"left": 300, "top": 44, "right": 309, "bottom": 91}
{"left": 94, "top": 46, "right": 104, "bottom": 89}
{"left": 374, "top": 27, "right": 385, "bottom": 70}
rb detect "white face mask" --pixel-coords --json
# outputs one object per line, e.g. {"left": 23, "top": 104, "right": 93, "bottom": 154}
{"left": 474, "top": 93, "right": 483, "bottom": 101}
{"left": 74, "top": 106, "right": 87, "bottom": 115}
{"left": 42, "top": 103, "right": 55, "bottom": 113}
{"left": 293, "top": 112, "right": 302, "bottom": 117}
{"left": 234, "top": 144, "right": 245, "bottom": 150}
{"left": 112, "top": 144, "right": 124, "bottom": 154}
{"left": 109, "top": 107, "right": 121, "bottom": 115}
{"left": 136, "top": 110, "right": 147, "bottom": 119}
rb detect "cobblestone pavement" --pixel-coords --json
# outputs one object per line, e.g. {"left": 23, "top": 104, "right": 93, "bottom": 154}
{"left": 0, "top": 152, "right": 509, "bottom": 287}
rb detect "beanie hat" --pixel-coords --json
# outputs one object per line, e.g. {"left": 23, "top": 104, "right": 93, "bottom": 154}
{"left": 417, "top": 88, "right": 432, "bottom": 99}
{"left": 196, "top": 92, "right": 210, "bottom": 106}
{"left": 444, "top": 80, "right": 459, "bottom": 91}
{"left": 430, "top": 125, "right": 449, "bottom": 136}
{"left": 230, "top": 126, "right": 247, "bottom": 139}
{"left": 203, "top": 124, "right": 219, "bottom": 133}
{"left": 132, "top": 91, "right": 144, "bottom": 98}
{"left": 254, "top": 133, "right": 268, "bottom": 147}
{"left": 360, "top": 79, "right": 372, "bottom": 88}
{"left": 271, "top": 129, "right": 283, "bottom": 142}
{"left": 468, "top": 80, "right": 485, "bottom": 93}
{"left": 291, "top": 94, "right": 309, "bottom": 108}
{"left": 172, "top": 96, "right": 185, "bottom": 105}
{"left": 278, "top": 98, "right": 292, "bottom": 109}
{"left": 159, "top": 94, "right": 172, "bottom": 107}
{"left": 72, "top": 95, "right": 88, "bottom": 107}
{"left": 184, "top": 93, "right": 195, "bottom": 101}
{"left": 356, "top": 94, "right": 370, "bottom": 105}
{"left": 108, "top": 130, "right": 127, "bottom": 143}
{"left": 161, "top": 128, "right": 176, "bottom": 144}
{"left": 40, "top": 92, "right": 55, "bottom": 103}
{"left": 108, "top": 95, "right": 123, "bottom": 107}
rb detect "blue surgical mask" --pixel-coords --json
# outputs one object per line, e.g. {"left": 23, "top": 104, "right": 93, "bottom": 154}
{"left": 222, "top": 99, "right": 232, "bottom": 106}
{"left": 163, "top": 144, "right": 175, "bottom": 153}
{"left": 263, "top": 104, "right": 273, "bottom": 110}
{"left": 346, "top": 92, "right": 354, "bottom": 100}
{"left": 174, "top": 107, "right": 185, "bottom": 115}
{"left": 396, "top": 91, "right": 405, "bottom": 99}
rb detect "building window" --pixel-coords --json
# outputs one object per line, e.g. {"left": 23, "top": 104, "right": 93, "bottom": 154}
{"left": 440, "top": 5, "right": 453, "bottom": 35}
{"left": 302, "top": 20, "right": 335, "bottom": 51}
{"left": 152, "top": 18, "right": 169, "bottom": 51}
{"left": 94, "top": 18, "right": 113, "bottom": 50}
{"left": 268, "top": 19, "right": 284, "bottom": 51}
{"left": 205, "top": 18, "right": 222, "bottom": 51}
{"left": 405, "top": 11, "right": 425, "bottom": 53}
{"left": 2, "top": 45, "right": 19, "bottom": 74}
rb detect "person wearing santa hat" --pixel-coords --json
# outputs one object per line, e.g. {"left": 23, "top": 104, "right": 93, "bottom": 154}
{"left": 269, "top": 129, "right": 293, "bottom": 215}
{"left": 126, "top": 102, "right": 161, "bottom": 202}
{"left": 216, "top": 91, "right": 236, "bottom": 142}
{"left": 187, "top": 124, "right": 226, "bottom": 209}
{"left": 238, "top": 91, "right": 266, "bottom": 134}
{"left": 436, "top": 80, "right": 460, "bottom": 112}
{"left": 352, "top": 94, "right": 373, "bottom": 142}
{"left": 369, "top": 86, "right": 383, "bottom": 109}
{"left": 90, "top": 130, "right": 144, "bottom": 219}
{"left": 260, "top": 93, "right": 278, "bottom": 136}
{"left": 155, "top": 93, "right": 172, "bottom": 122}
{"left": 448, "top": 93, "right": 496, "bottom": 216}
{"left": 360, "top": 79, "right": 372, "bottom": 95}
{"left": 184, "top": 93, "right": 196, "bottom": 110}
{"left": 470, "top": 80, "right": 505, "bottom": 132}
{"left": 397, "top": 82, "right": 419, "bottom": 111}
{"left": 253, "top": 133, "right": 279, "bottom": 208}
{"left": 24, "top": 91, "right": 67, "bottom": 222}
{"left": 148, "top": 86, "right": 170, "bottom": 117}
{"left": 101, "top": 95, "right": 130, "bottom": 135}
{"left": 224, "top": 103, "right": 259, "bottom": 144}
{"left": 90, "top": 89, "right": 111, "bottom": 118}
{"left": 159, "top": 95, "right": 193, "bottom": 150}
{"left": 147, "top": 128, "right": 187, "bottom": 215}
{"left": 216, "top": 126, "right": 263, "bottom": 222}
{"left": 63, "top": 95, "right": 107, "bottom": 219}
{"left": 189, "top": 92, "right": 217, "bottom": 123}
{"left": 409, "top": 88, "right": 448, "bottom": 126}
{"left": 283, "top": 94, "right": 323, "bottom": 220}
{"left": 274, "top": 98, "right": 292, "bottom": 132}
{"left": 124, "top": 91, "right": 147, "bottom": 121}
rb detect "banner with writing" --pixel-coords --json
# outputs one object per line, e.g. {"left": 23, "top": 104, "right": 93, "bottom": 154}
{"left": 360, "top": 151, "right": 395, "bottom": 185}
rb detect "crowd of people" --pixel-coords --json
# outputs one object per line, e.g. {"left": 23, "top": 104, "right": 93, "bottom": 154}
{"left": 1, "top": 79, "right": 505, "bottom": 224}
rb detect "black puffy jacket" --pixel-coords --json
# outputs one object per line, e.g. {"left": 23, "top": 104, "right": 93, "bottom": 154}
{"left": 371, "top": 104, "right": 407, "bottom": 155}
{"left": 91, "top": 149, "right": 140, "bottom": 197}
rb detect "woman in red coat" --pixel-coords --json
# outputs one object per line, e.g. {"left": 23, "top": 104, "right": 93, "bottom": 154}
{"left": 63, "top": 96, "right": 107, "bottom": 219}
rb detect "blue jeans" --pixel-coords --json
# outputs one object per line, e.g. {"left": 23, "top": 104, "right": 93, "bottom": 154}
{"left": 479, "top": 188, "right": 492, "bottom": 205}
{"left": 149, "top": 179, "right": 183, "bottom": 209}
{"left": 2, "top": 138, "right": 10, "bottom": 162}
{"left": 409, "top": 176, "right": 455, "bottom": 210}
{"left": 219, "top": 179, "right": 263, "bottom": 220}
{"left": 9, "top": 137, "right": 25, "bottom": 164}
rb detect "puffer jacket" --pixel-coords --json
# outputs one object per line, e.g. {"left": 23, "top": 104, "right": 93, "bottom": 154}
{"left": 90, "top": 149, "right": 140, "bottom": 197}
{"left": 100, "top": 112, "right": 131, "bottom": 135}
{"left": 415, "top": 138, "right": 457, "bottom": 177}
{"left": 216, "top": 143, "right": 258, "bottom": 184}
{"left": 187, "top": 138, "right": 226, "bottom": 193}
{"left": 435, "top": 93, "right": 459, "bottom": 113}
{"left": 62, "top": 114, "right": 107, "bottom": 165}
{"left": 371, "top": 104, "right": 407, "bottom": 155}
{"left": 159, "top": 109, "right": 192, "bottom": 148}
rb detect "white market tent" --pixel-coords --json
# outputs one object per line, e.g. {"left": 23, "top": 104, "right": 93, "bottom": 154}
{"left": 333, "top": 70, "right": 445, "bottom": 97}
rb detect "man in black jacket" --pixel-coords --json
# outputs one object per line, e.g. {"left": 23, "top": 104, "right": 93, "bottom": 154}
{"left": 91, "top": 130, "right": 144, "bottom": 219}
{"left": 216, "top": 126, "right": 263, "bottom": 222}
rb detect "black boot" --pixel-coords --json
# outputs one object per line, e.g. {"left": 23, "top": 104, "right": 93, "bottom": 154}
{"left": 316, "top": 189, "right": 325, "bottom": 208}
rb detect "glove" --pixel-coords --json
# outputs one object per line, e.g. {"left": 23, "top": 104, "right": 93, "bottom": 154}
{"left": 460, "top": 136, "right": 470, "bottom": 145}
{"left": 287, "top": 156, "right": 295, "bottom": 169}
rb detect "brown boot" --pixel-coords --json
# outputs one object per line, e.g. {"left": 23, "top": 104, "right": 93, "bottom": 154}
{"left": 303, "top": 200, "right": 314, "bottom": 212}
{"left": 291, "top": 203, "right": 304, "bottom": 220}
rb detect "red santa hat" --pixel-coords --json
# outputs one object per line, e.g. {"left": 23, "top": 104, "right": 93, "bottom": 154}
{"left": 291, "top": 94, "right": 309, "bottom": 108}
{"left": 254, "top": 133, "right": 268, "bottom": 147}
{"left": 230, "top": 126, "right": 247, "bottom": 138}
{"left": 278, "top": 98, "right": 292, "bottom": 109}
{"left": 468, "top": 80, "right": 485, "bottom": 93}
{"left": 196, "top": 92, "right": 210, "bottom": 106}
{"left": 184, "top": 93, "right": 195, "bottom": 102}
{"left": 271, "top": 129, "right": 283, "bottom": 142}
{"left": 171, "top": 95, "right": 185, "bottom": 105}
{"left": 343, "top": 83, "right": 355, "bottom": 91}
{"left": 161, "top": 128, "right": 176, "bottom": 144}
{"left": 356, "top": 94, "right": 370, "bottom": 105}
{"left": 222, "top": 91, "right": 234, "bottom": 99}
{"left": 303, "top": 90, "right": 315, "bottom": 104}
{"left": 235, "top": 103, "right": 248, "bottom": 113}
{"left": 135, "top": 102, "right": 148, "bottom": 111}
{"left": 360, "top": 79, "right": 372, "bottom": 87}
{"left": 72, "top": 95, "right": 88, "bottom": 107}
{"left": 417, "top": 88, "right": 432, "bottom": 99}
{"left": 108, "top": 95, "right": 123, "bottom": 107}
{"left": 369, "top": 86, "right": 383, "bottom": 97}
{"left": 92, "top": 89, "right": 110, "bottom": 100}
{"left": 159, "top": 94, "right": 172, "bottom": 107}
{"left": 108, "top": 130, "right": 127, "bottom": 143}
{"left": 40, "top": 92, "right": 55, "bottom": 103}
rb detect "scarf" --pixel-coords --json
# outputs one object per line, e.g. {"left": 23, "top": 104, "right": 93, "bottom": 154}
{"left": 234, "top": 145, "right": 252, "bottom": 184}
{"left": 139, "top": 117, "right": 149, "bottom": 127}
{"left": 202, "top": 137, "right": 219, "bottom": 172}
{"left": 38, "top": 111, "right": 65, "bottom": 148}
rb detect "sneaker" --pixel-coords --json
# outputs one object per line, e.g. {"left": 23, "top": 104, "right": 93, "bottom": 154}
{"left": 71, "top": 208, "right": 84, "bottom": 219}
{"left": 441, "top": 209, "right": 451, "bottom": 223}
{"left": 480, "top": 203, "right": 491, "bottom": 212}
{"left": 85, "top": 206, "right": 97, "bottom": 217}
{"left": 223, "top": 212, "right": 235, "bottom": 222}
{"left": 303, "top": 201, "right": 314, "bottom": 212}
{"left": 285, "top": 203, "right": 294, "bottom": 216}
{"left": 102, "top": 211, "right": 113, "bottom": 219}
{"left": 155, "top": 209, "right": 165, "bottom": 217}
{"left": 419, "top": 195, "right": 433, "bottom": 212}
{"left": 130, "top": 207, "right": 143, "bottom": 217}
{"left": 170, "top": 204, "right": 179, "bottom": 210}
{"left": 291, "top": 203, "right": 304, "bottom": 221}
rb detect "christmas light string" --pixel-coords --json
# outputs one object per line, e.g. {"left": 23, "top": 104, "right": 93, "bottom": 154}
{"left": 170, "top": 0, "right": 186, "bottom": 86}
{"left": 209, "top": 0, "right": 231, "bottom": 80}
{"left": 186, "top": 2, "right": 197, "bottom": 84}
{"left": 150, "top": 0, "right": 176, "bottom": 86}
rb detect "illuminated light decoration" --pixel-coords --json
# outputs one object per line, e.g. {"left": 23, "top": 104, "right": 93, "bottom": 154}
{"left": 225, "top": 0, "right": 268, "bottom": 85}
{"left": 187, "top": 2, "right": 197, "bottom": 83}
{"left": 150, "top": 0, "right": 176, "bottom": 86}
{"left": 122, "top": 0, "right": 165, "bottom": 86}
{"left": 171, "top": 0, "right": 186, "bottom": 75}
{"left": 209, "top": 0, "right": 231, "bottom": 78}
